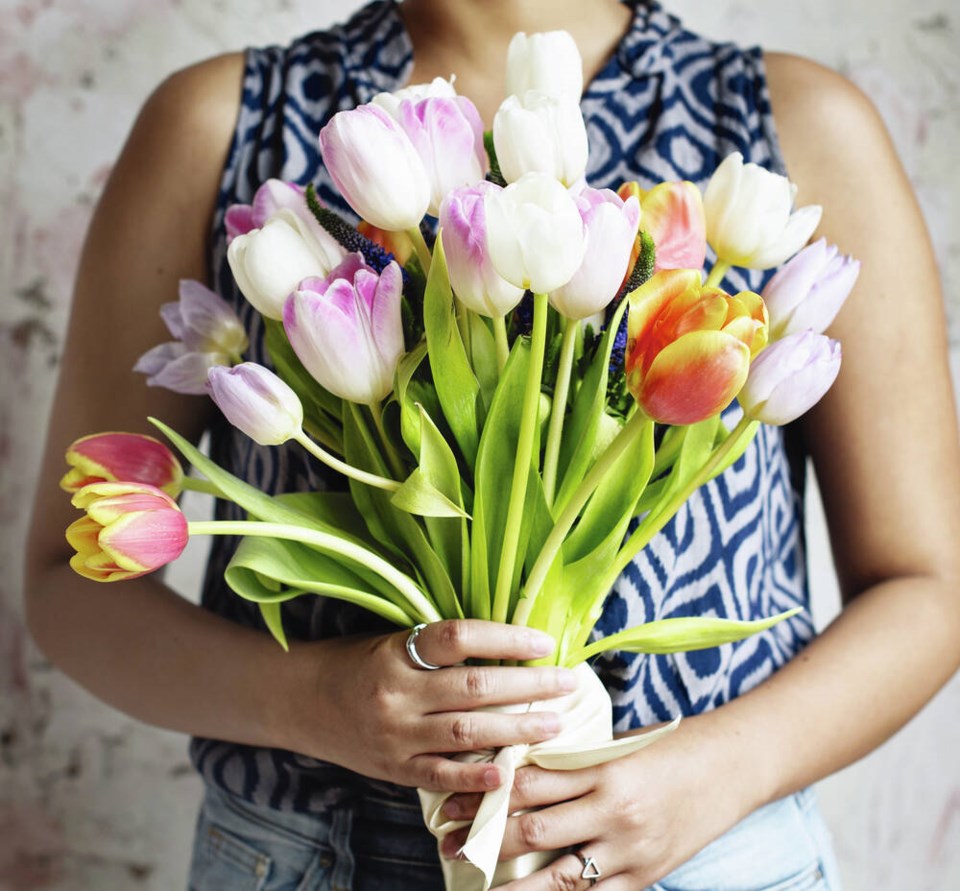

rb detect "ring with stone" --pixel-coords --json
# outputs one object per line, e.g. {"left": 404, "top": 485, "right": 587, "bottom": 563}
{"left": 405, "top": 623, "right": 443, "bottom": 671}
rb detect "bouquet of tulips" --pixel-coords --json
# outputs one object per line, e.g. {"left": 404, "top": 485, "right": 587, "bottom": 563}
{"left": 62, "top": 30, "right": 858, "bottom": 891}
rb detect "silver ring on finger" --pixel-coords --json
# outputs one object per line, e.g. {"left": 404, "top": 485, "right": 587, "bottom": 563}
{"left": 406, "top": 623, "right": 443, "bottom": 671}
{"left": 575, "top": 850, "right": 602, "bottom": 886}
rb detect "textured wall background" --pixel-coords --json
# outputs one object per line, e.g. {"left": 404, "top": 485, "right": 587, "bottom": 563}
{"left": 1, "top": 0, "right": 957, "bottom": 888}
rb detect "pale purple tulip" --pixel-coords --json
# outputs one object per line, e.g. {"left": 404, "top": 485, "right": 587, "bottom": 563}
{"left": 207, "top": 363, "right": 304, "bottom": 446}
{"left": 318, "top": 105, "right": 430, "bottom": 231}
{"left": 484, "top": 172, "right": 587, "bottom": 294}
{"left": 493, "top": 91, "right": 588, "bottom": 187}
{"left": 134, "top": 280, "right": 248, "bottom": 394}
{"left": 505, "top": 31, "right": 584, "bottom": 101}
{"left": 762, "top": 238, "right": 860, "bottom": 339}
{"left": 439, "top": 183, "right": 525, "bottom": 318}
{"left": 394, "top": 96, "right": 487, "bottom": 216}
{"left": 225, "top": 180, "right": 306, "bottom": 242}
{"left": 704, "top": 152, "right": 822, "bottom": 270}
{"left": 283, "top": 253, "right": 405, "bottom": 405}
{"left": 550, "top": 187, "right": 641, "bottom": 320}
{"left": 739, "top": 331, "right": 841, "bottom": 425}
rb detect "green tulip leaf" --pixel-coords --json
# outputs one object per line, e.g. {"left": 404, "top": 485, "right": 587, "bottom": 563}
{"left": 391, "top": 469, "right": 469, "bottom": 518}
{"left": 258, "top": 602, "right": 289, "bottom": 651}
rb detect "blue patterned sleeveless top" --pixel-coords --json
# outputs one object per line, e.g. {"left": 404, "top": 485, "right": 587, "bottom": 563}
{"left": 192, "top": 0, "right": 813, "bottom": 814}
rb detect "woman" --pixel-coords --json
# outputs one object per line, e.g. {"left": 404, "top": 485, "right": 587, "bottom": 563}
{"left": 24, "top": 0, "right": 960, "bottom": 889}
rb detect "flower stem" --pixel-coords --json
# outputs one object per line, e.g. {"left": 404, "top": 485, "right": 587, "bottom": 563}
{"left": 292, "top": 429, "right": 400, "bottom": 492}
{"left": 407, "top": 226, "right": 432, "bottom": 276}
{"left": 541, "top": 317, "right": 578, "bottom": 507}
{"left": 599, "top": 416, "right": 758, "bottom": 593}
{"left": 187, "top": 519, "right": 441, "bottom": 623}
{"left": 491, "top": 293, "right": 549, "bottom": 624}
{"left": 513, "top": 410, "right": 651, "bottom": 628}
{"left": 704, "top": 260, "right": 731, "bottom": 289}
{"left": 368, "top": 401, "right": 406, "bottom": 480}
{"left": 180, "top": 477, "right": 222, "bottom": 497}
{"left": 493, "top": 315, "right": 510, "bottom": 373}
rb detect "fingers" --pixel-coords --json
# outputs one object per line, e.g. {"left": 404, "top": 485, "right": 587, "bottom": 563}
{"left": 411, "top": 755, "right": 505, "bottom": 794}
{"left": 443, "top": 765, "right": 590, "bottom": 821}
{"left": 408, "top": 619, "right": 556, "bottom": 667}
{"left": 420, "top": 709, "right": 564, "bottom": 754}
{"left": 428, "top": 664, "right": 579, "bottom": 711}
{"left": 495, "top": 848, "right": 622, "bottom": 891}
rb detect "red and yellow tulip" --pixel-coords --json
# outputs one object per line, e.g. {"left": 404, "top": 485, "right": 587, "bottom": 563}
{"left": 60, "top": 432, "right": 183, "bottom": 497}
{"left": 625, "top": 269, "right": 767, "bottom": 425}
{"left": 67, "top": 482, "right": 189, "bottom": 582}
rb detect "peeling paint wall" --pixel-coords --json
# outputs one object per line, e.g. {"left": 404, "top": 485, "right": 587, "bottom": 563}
{"left": 2, "top": 1, "right": 957, "bottom": 888}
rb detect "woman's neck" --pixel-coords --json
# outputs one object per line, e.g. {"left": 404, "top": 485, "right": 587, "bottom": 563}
{"left": 397, "top": 0, "right": 634, "bottom": 125}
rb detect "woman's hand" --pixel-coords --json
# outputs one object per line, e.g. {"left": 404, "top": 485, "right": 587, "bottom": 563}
{"left": 437, "top": 712, "right": 752, "bottom": 890}
{"left": 280, "top": 619, "right": 580, "bottom": 794}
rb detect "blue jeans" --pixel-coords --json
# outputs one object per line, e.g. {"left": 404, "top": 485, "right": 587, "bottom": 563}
{"left": 187, "top": 785, "right": 841, "bottom": 890}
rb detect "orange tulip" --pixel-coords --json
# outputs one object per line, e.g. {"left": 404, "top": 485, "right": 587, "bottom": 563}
{"left": 618, "top": 180, "right": 706, "bottom": 273}
{"left": 625, "top": 269, "right": 767, "bottom": 425}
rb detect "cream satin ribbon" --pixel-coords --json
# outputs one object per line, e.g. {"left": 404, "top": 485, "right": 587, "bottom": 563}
{"left": 419, "top": 663, "right": 680, "bottom": 891}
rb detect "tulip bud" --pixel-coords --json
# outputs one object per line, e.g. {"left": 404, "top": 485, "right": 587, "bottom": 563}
{"left": 619, "top": 180, "right": 707, "bottom": 273}
{"left": 284, "top": 254, "right": 405, "bottom": 405}
{"left": 626, "top": 269, "right": 767, "bottom": 425}
{"left": 61, "top": 432, "right": 183, "bottom": 497}
{"left": 551, "top": 187, "right": 641, "bottom": 320}
{"left": 762, "top": 238, "right": 860, "bottom": 339}
{"left": 492, "top": 91, "right": 588, "bottom": 187}
{"left": 67, "top": 482, "right": 188, "bottom": 582}
{"left": 439, "top": 183, "right": 525, "bottom": 318}
{"left": 225, "top": 179, "right": 305, "bottom": 242}
{"left": 483, "top": 172, "right": 587, "bottom": 294}
{"left": 134, "top": 279, "right": 249, "bottom": 394}
{"left": 227, "top": 210, "right": 343, "bottom": 320}
{"left": 703, "top": 152, "right": 822, "bottom": 270}
{"left": 505, "top": 31, "right": 584, "bottom": 101}
{"left": 739, "top": 331, "right": 841, "bottom": 425}
{"left": 318, "top": 104, "right": 431, "bottom": 231}
{"left": 207, "top": 363, "right": 304, "bottom": 446}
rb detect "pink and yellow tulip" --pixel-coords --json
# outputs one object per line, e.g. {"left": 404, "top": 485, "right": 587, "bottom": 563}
{"left": 61, "top": 432, "right": 183, "bottom": 497}
{"left": 625, "top": 269, "right": 767, "bottom": 425}
{"left": 67, "top": 482, "right": 188, "bottom": 582}
{"left": 619, "top": 180, "right": 707, "bottom": 273}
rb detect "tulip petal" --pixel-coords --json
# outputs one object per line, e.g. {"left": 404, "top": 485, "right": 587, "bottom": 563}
{"left": 751, "top": 204, "right": 824, "bottom": 269}
{"left": 637, "top": 331, "right": 750, "bottom": 425}
{"left": 639, "top": 181, "right": 707, "bottom": 272}
{"left": 99, "top": 509, "right": 189, "bottom": 572}
{"left": 62, "top": 432, "right": 182, "bottom": 495}
{"left": 148, "top": 350, "right": 227, "bottom": 396}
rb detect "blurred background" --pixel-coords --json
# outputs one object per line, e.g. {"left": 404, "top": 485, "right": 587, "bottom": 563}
{"left": 1, "top": 0, "right": 957, "bottom": 888}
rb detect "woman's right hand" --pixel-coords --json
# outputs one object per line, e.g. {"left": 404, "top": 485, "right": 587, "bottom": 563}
{"left": 281, "top": 620, "right": 579, "bottom": 793}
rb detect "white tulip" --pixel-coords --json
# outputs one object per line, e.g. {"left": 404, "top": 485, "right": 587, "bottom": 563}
{"left": 483, "top": 172, "right": 587, "bottom": 294}
{"left": 505, "top": 31, "right": 584, "bottom": 101}
{"left": 703, "top": 152, "right": 822, "bottom": 270}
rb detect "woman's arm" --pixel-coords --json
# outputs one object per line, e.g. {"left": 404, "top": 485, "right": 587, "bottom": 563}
{"left": 24, "top": 54, "right": 575, "bottom": 794}
{"left": 441, "top": 54, "right": 960, "bottom": 888}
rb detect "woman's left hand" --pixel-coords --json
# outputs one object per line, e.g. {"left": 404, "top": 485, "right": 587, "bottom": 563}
{"left": 438, "top": 714, "right": 755, "bottom": 889}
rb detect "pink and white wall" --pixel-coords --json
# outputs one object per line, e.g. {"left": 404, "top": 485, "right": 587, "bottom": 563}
{"left": 1, "top": 1, "right": 957, "bottom": 888}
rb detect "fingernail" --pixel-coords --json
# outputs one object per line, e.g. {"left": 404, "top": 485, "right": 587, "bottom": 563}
{"left": 443, "top": 799, "right": 462, "bottom": 819}
{"left": 528, "top": 631, "right": 555, "bottom": 656}
{"left": 483, "top": 767, "right": 501, "bottom": 788}
{"left": 557, "top": 668, "right": 578, "bottom": 691}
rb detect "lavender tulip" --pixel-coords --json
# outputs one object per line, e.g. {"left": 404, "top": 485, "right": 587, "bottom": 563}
{"left": 484, "top": 172, "right": 587, "bottom": 294}
{"left": 762, "top": 238, "right": 860, "bottom": 339}
{"left": 505, "top": 31, "right": 584, "bottom": 101}
{"left": 284, "top": 253, "right": 405, "bottom": 405}
{"left": 493, "top": 91, "right": 588, "bottom": 187}
{"left": 134, "top": 280, "right": 248, "bottom": 394}
{"left": 550, "top": 187, "right": 641, "bottom": 320}
{"left": 439, "top": 183, "right": 525, "bottom": 318}
{"left": 318, "top": 105, "right": 430, "bottom": 231}
{"left": 207, "top": 363, "right": 304, "bottom": 446}
{"left": 739, "top": 331, "right": 842, "bottom": 425}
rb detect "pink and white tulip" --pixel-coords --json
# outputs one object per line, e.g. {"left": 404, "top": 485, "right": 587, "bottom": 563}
{"left": 505, "top": 31, "right": 584, "bottom": 102}
{"left": 739, "top": 331, "right": 841, "bottom": 425}
{"left": 207, "top": 363, "right": 304, "bottom": 446}
{"left": 67, "top": 482, "right": 188, "bottom": 582}
{"left": 484, "top": 172, "right": 587, "bottom": 295}
{"left": 227, "top": 210, "right": 345, "bottom": 320}
{"left": 61, "top": 432, "right": 183, "bottom": 497}
{"left": 551, "top": 187, "right": 641, "bottom": 320}
{"left": 225, "top": 179, "right": 306, "bottom": 242}
{"left": 284, "top": 254, "right": 405, "bottom": 405}
{"left": 762, "top": 238, "right": 860, "bottom": 339}
{"left": 318, "top": 105, "right": 430, "bottom": 231}
{"left": 493, "top": 92, "right": 588, "bottom": 187}
{"left": 439, "top": 183, "right": 525, "bottom": 318}
{"left": 371, "top": 77, "right": 457, "bottom": 119}
{"left": 619, "top": 180, "right": 707, "bottom": 272}
{"left": 703, "top": 152, "right": 822, "bottom": 270}
{"left": 134, "top": 279, "right": 249, "bottom": 394}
